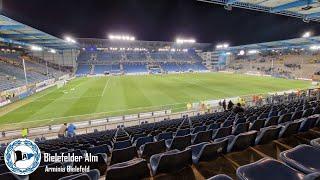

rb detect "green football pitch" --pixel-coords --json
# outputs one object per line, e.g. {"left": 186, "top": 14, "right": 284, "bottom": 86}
{"left": 0, "top": 73, "right": 312, "bottom": 130}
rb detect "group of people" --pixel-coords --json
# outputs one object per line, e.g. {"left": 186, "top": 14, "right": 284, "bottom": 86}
{"left": 219, "top": 99, "right": 245, "bottom": 114}
{"left": 58, "top": 123, "right": 77, "bottom": 138}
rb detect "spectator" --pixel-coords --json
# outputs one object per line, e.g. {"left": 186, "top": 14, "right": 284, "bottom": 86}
{"left": 233, "top": 103, "right": 244, "bottom": 114}
{"left": 58, "top": 123, "right": 67, "bottom": 138}
{"left": 227, "top": 100, "right": 234, "bottom": 110}
{"left": 21, "top": 128, "right": 28, "bottom": 138}
{"left": 222, "top": 99, "right": 226, "bottom": 111}
{"left": 67, "top": 123, "right": 77, "bottom": 138}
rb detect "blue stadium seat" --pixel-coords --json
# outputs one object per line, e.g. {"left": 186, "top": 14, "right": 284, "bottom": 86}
{"left": 249, "top": 119, "right": 265, "bottom": 131}
{"left": 190, "top": 139, "right": 228, "bottom": 164}
{"left": 232, "top": 122, "right": 249, "bottom": 135}
{"left": 222, "top": 120, "right": 233, "bottom": 127}
{"left": 156, "top": 132, "right": 173, "bottom": 141}
{"left": 192, "top": 125, "right": 207, "bottom": 134}
{"left": 212, "top": 126, "right": 232, "bottom": 140}
{"left": 88, "top": 144, "right": 110, "bottom": 155}
{"left": 280, "top": 144, "right": 320, "bottom": 174}
{"left": 165, "top": 134, "right": 191, "bottom": 150}
{"left": 207, "top": 123, "right": 221, "bottom": 131}
{"left": 110, "top": 146, "right": 137, "bottom": 165}
{"left": 113, "top": 140, "right": 132, "bottom": 150}
{"left": 302, "top": 109, "right": 314, "bottom": 118}
{"left": 191, "top": 130, "right": 212, "bottom": 144}
{"left": 291, "top": 111, "right": 303, "bottom": 121}
{"left": 105, "top": 158, "right": 150, "bottom": 180}
{"left": 236, "top": 158, "right": 304, "bottom": 180}
{"left": 255, "top": 126, "right": 281, "bottom": 145}
{"left": 134, "top": 136, "right": 154, "bottom": 148}
{"left": 279, "top": 121, "right": 301, "bottom": 138}
{"left": 207, "top": 174, "right": 233, "bottom": 180}
{"left": 265, "top": 116, "right": 279, "bottom": 127}
{"left": 59, "top": 169, "right": 100, "bottom": 180}
{"left": 139, "top": 140, "right": 166, "bottom": 159}
{"left": 30, "top": 162, "right": 67, "bottom": 180}
{"left": 299, "top": 116, "right": 318, "bottom": 132}
{"left": 227, "top": 131, "right": 257, "bottom": 152}
{"left": 278, "top": 113, "right": 292, "bottom": 124}
{"left": 176, "top": 128, "right": 191, "bottom": 137}
{"left": 150, "top": 149, "right": 192, "bottom": 175}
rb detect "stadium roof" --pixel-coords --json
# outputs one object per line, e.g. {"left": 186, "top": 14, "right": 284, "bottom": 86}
{"left": 198, "top": 0, "right": 320, "bottom": 22}
{"left": 0, "top": 15, "right": 78, "bottom": 50}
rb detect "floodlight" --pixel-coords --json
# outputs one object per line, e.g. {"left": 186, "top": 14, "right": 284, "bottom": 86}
{"left": 225, "top": 52, "right": 231, "bottom": 55}
{"left": 302, "top": 31, "right": 311, "bottom": 38}
{"left": 108, "top": 34, "right": 135, "bottom": 41}
{"left": 49, "top": 49, "right": 56, "bottom": 54}
{"left": 65, "top": 36, "right": 76, "bottom": 43}
{"left": 248, "top": 49, "right": 259, "bottom": 54}
{"left": 176, "top": 38, "right": 196, "bottom": 44}
{"left": 238, "top": 50, "right": 245, "bottom": 55}
{"left": 310, "top": 45, "right": 320, "bottom": 50}
{"left": 216, "top": 43, "right": 229, "bottom": 49}
{"left": 30, "top": 45, "right": 43, "bottom": 51}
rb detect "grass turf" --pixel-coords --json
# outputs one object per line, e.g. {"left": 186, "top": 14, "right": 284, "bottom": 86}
{"left": 0, "top": 72, "right": 312, "bottom": 130}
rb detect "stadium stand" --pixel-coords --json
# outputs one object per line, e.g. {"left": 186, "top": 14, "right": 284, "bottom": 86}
{"left": 75, "top": 50, "right": 208, "bottom": 75}
{"left": 0, "top": 97, "right": 319, "bottom": 179}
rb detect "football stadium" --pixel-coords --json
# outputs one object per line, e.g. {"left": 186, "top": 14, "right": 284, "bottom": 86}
{"left": 1, "top": 0, "right": 320, "bottom": 180}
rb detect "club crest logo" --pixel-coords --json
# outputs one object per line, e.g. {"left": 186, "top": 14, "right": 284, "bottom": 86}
{"left": 4, "top": 139, "right": 41, "bottom": 175}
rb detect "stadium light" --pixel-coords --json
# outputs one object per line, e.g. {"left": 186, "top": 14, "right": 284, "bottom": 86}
{"left": 302, "top": 31, "right": 311, "bottom": 38}
{"left": 225, "top": 52, "right": 231, "bottom": 55}
{"left": 248, "top": 49, "right": 259, "bottom": 54}
{"left": 310, "top": 45, "right": 320, "bottom": 50}
{"left": 49, "top": 49, "right": 56, "bottom": 54}
{"left": 30, "top": 45, "right": 43, "bottom": 51}
{"left": 238, "top": 50, "right": 245, "bottom": 55}
{"left": 108, "top": 34, "right": 135, "bottom": 41}
{"left": 64, "top": 36, "right": 76, "bottom": 43}
{"left": 216, "top": 43, "right": 229, "bottom": 49}
{"left": 176, "top": 38, "right": 196, "bottom": 44}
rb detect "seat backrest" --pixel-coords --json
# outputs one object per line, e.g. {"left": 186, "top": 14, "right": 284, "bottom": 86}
{"left": 176, "top": 128, "right": 190, "bottom": 137}
{"left": 233, "top": 122, "right": 249, "bottom": 135}
{"left": 228, "top": 131, "right": 257, "bottom": 152}
{"left": 236, "top": 158, "right": 304, "bottom": 180}
{"left": 302, "top": 108, "right": 313, "bottom": 118}
{"left": 192, "top": 126, "right": 207, "bottom": 134}
{"left": 235, "top": 118, "right": 246, "bottom": 125}
{"left": 222, "top": 120, "right": 233, "bottom": 127}
{"left": 170, "top": 135, "right": 191, "bottom": 150}
{"left": 291, "top": 111, "right": 303, "bottom": 121}
{"left": 213, "top": 126, "right": 232, "bottom": 140}
{"left": 113, "top": 140, "right": 131, "bottom": 150}
{"left": 192, "top": 130, "right": 212, "bottom": 144}
{"left": 299, "top": 116, "right": 318, "bottom": 132}
{"left": 106, "top": 159, "right": 150, "bottom": 180}
{"left": 198, "top": 139, "right": 228, "bottom": 162}
{"left": 255, "top": 126, "right": 281, "bottom": 145}
{"left": 249, "top": 119, "right": 265, "bottom": 131}
{"left": 141, "top": 140, "right": 166, "bottom": 159}
{"left": 153, "top": 149, "right": 192, "bottom": 174}
{"left": 110, "top": 146, "right": 137, "bottom": 165}
{"left": 135, "top": 136, "right": 153, "bottom": 148}
{"left": 207, "top": 123, "right": 221, "bottom": 131}
{"left": 278, "top": 113, "right": 292, "bottom": 124}
{"left": 265, "top": 116, "right": 279, "bottom": 127}
{"left": 88, "top": 144, "right": 109, "bottom": 155}
{"left": 157, "top": 132, "right": 173, "bottom": 141}
{"left": 279, "top": 121, "right": 301, "bottom": 138}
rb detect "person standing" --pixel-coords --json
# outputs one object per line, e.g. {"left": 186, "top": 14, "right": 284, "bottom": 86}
{"left": 222, "top": 99, "right": 226, "bottom": 111}
{"left": 67, "top": 123, "right": 77, "bottom": 138}
{"left": 58, "top": 123, "right": 67, "bottom": 138}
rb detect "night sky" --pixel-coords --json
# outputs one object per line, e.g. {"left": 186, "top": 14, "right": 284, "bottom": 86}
{"left": 2, "top": 0, "right": 320, "bottom": 46}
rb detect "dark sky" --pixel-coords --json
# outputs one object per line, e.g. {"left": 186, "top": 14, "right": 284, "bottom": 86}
{"left": 2, "top": 0, "right": 320, "bottom": 46}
